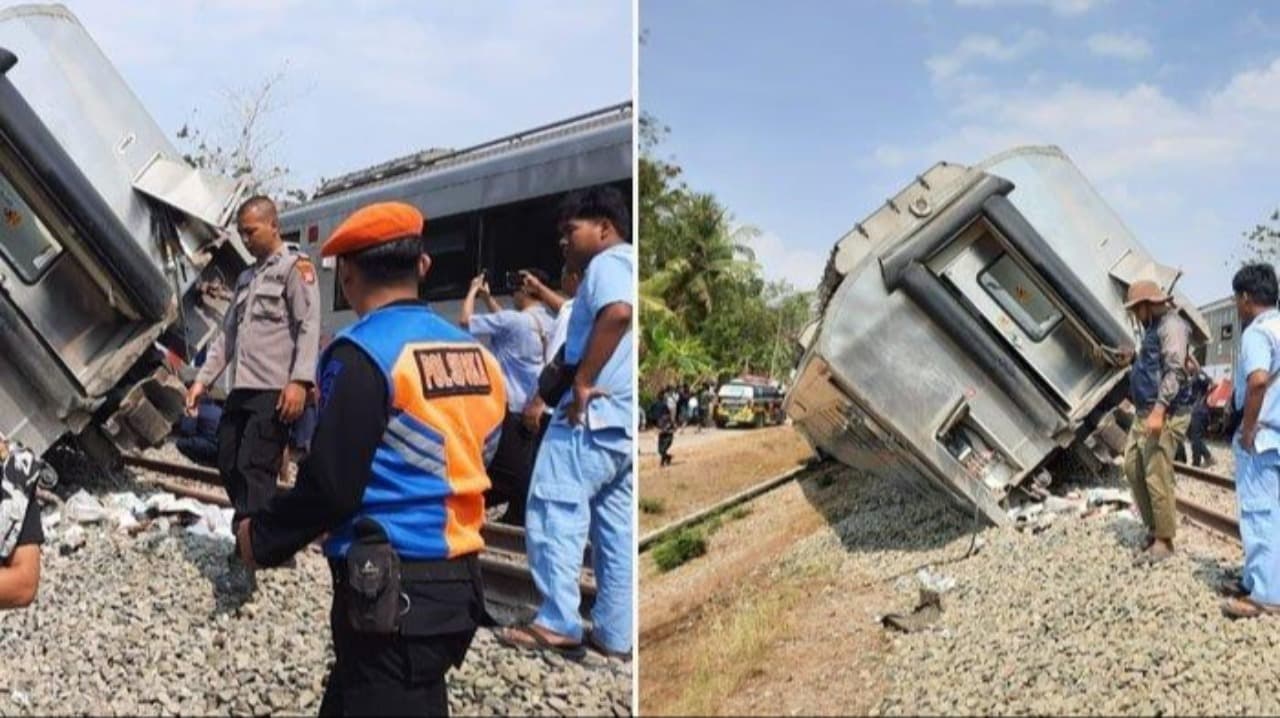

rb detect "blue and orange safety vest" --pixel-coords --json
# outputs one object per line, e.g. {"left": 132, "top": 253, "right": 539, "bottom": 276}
{"left": 321, "top": 304, "right": 506, "bottom": 561}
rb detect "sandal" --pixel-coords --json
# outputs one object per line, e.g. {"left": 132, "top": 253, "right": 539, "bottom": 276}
{"left": 585, "top": 629, "right": 632, "bottom": 662}
{"left": 1221, "top": 595, "right": 1280, "bottom": 619}
{"left": 495, "top": 624, "right": 586, "bottom": 659}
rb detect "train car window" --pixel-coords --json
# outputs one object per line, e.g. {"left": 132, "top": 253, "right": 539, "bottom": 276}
{"left": 420, "top": 213, "right": 477, "bottom": 302}
{"left": 978, "top": 253, "right": 1063, "bottom": 342}
{"left": 481, "top": 195, "right": 565, "bottom": 293}
{"left": 333, "top": 257, "right": 351, "bottom": 312}
{"left": 0, "top": 174, "right": 63, "bottom": 283}
{"left": 1221, "top": 324, "right": 1233, "bottom": 340}
{"left": 480, "top": 180, "right": 631, "bottom": 294}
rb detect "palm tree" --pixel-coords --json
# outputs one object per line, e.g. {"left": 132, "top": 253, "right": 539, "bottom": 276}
{"left": 647, "top": 192, "right": 759, "bottom": 325}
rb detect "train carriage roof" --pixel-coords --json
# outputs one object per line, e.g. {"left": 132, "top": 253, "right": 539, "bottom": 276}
{"left": 280, "top": 102, "right": 632, "bottom": 225}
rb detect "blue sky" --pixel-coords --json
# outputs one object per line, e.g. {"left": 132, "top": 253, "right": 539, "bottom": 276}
{"left": 642, "top": 0, "right": 1280, "bottom": 305}
{"left": 60, "top": 0, "right": 630, "bottom": 195}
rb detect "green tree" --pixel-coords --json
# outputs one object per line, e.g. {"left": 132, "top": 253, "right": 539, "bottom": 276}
{"left": 639, "top": 113, "right": 815, "bottom": 392}
{"left": 1242, "top": 208, "right": 1280, "bottom": 265}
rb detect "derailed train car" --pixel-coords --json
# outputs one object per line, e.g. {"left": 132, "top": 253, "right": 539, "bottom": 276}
{"left": 785, "top": 146, "right": 1208, "bottom": 525}
{"left": 0, "top": 4, "right": 246, "bottom": 462}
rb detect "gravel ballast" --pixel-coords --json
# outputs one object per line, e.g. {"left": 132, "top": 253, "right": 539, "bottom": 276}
{"left": 775, "top": 439, "right": 1266, "bottom": 716}
{"left": 0, "top": 446, "right": 630, "bottom": 717}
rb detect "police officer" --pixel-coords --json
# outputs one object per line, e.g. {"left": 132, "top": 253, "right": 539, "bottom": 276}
{"left": 185, "top": 195, "right": 321, "bottom": 526}
{"left": 234, "top": 201, "right": 506, "bottom": 716}
{"left": 1121, "top": 279, "right": 1192, "bottom": 567}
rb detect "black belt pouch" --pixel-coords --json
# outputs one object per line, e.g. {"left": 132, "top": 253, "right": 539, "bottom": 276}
{"left": 344, "top": 517, "right": 403, "bottom": 634}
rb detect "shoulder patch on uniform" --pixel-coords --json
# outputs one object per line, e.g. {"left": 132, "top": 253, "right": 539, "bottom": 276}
{"left": 318, "top": 357, "right": 343, "bottom": 411}
{"left": 295, "top": 257, "right": 316, "bottom": 285}
{"left": 413, "top": 347, "right": 493, "bottom": 398}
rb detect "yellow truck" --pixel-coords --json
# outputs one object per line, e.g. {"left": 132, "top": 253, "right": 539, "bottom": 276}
{"left": 714, "top": 380, "right": 786, "bottom": 429}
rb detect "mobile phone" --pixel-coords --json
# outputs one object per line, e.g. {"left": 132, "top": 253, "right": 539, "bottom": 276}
{"left": 505, "top": 270, "right": 523, "bottom": 288}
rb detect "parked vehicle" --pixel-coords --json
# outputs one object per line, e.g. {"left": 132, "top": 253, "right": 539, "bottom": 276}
{"left": 715, "top": 379, "right": 786, "bottom": 428}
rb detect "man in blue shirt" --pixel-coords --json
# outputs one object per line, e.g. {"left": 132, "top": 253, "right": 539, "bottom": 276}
{"left": 460, "top": 269, "right": 555, "bottom": 525}
{"left": 1222, "top": 263, "right": 1280, "bottom": 618}
{"left": 497, "top": 186, "right": 633, "bottom": 659}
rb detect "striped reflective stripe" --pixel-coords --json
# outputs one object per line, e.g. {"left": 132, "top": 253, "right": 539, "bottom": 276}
{"left": 384, "top": 432, "right": 446, "bottom": 476}
{"left": 384, "top": 415, "right": 447, "bottom": 476}
{"left": 388, "top": 414, "right": 445, "bottom": 456}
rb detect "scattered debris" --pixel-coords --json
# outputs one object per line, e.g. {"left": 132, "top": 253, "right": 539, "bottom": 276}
{"left": 63, "top": 490, "right": 110, "bottom": 524}
{"left": 1085, "top": 487, "right": 1133, "bottom": 509}
{"left": 916, "top": 568, "right": 956, "bottom": 595}
{"left": 881, "top": 589, "right": 944, "bottom": 634}
{"left": 58, "top": 524, "right": 85, "bottom": 556}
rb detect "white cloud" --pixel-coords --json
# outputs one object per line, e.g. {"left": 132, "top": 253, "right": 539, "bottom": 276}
{"left": 1087, "top": 32, "right": 1153, "bottom": 61}
{"left": 953, "top": 0, "right": 1106, "bottom": 16}
{"left": 743, "top": 231, "right": 829, "bottom": 293}
{"left": 872, "top": 55, "right": 1280, "bottom": 302}
{"left": 54, "top": 0, "right": 630, "bottom": 191}
{"left": 926, "top": 29, "right": 1046, "bottom": 81}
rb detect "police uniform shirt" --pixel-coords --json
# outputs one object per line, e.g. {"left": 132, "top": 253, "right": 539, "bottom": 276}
{"left": 195, "top": 246, "right": 321, "bottom": 391}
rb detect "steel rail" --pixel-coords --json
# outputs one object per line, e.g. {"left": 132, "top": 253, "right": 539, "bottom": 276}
{"left": 123, "top": 453, "right": 596, "bottom": 615}
{"left": 1172, "top": 463, "right": 1239, "bottom": 542}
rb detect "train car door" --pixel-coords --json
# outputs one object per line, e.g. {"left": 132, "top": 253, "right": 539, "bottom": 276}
{"left": 929, "top": 218, "right": 1111, "bottom": 409}
{"left": 0, "top": 162, "right": 128, "bottom": 385}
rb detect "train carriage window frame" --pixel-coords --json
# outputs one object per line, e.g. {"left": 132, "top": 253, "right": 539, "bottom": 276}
{"left": 977, "top": 252, "right": 1064, "bottom": 343}
{"left": 0, "top": 167, "right": 65, "bottom": 284}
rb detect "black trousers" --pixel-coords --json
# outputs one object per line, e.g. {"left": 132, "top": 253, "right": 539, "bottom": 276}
{"left": 485, "top": 410, "right": 536, "bottom": 526}
{"left": 1188, "top": 408, "right": 1211, "bottom": 466}
{"left": 658, "top": 431, "right": 674, "bottom": 465}
{"left": 217, "top": 389, "right": 288, "bottom": 522}
{"left": 320, "top": 563, "right": 480, "bottom": 717}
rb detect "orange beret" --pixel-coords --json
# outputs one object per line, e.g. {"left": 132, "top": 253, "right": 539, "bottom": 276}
{"left": 321, "top": 201, "right": 425, "bottom": 258}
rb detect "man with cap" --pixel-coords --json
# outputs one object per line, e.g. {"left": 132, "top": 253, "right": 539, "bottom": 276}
{"left": 233, "top": 202, "right": 506, "bottom": 716}
{"left": 1221, "top": 263, "right": 1280, "bottom": 618}
{"left": 1122, "top": 278, "right": 1192, "bottom": 566}
{"left": 185, "top": 195, "right": 321, "bottom": 531}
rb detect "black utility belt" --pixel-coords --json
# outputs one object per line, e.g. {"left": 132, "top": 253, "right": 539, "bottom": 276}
{"left": 331, "top": 553, "right": 478, "bottom": 583}
{"left": 335, "top": 522, "right": 481, "bottom": 635}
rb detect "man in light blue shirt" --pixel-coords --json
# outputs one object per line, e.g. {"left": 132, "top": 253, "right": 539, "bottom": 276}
{"left": 1223, "top": 263, "right": 1280, "bottom": 618}
{"left": 460, "top": 268, "right": 555, "bottom": 526}
{"left": 497, "top": 185, "right": 634, "bottom": 659}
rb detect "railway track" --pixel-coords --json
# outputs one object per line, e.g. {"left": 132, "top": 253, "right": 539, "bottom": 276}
{"left": 121, "top": 453, "right": 596, "bottom": 617}
{"left": 1173, "top": 461, "right": 1239, "bottom": 543}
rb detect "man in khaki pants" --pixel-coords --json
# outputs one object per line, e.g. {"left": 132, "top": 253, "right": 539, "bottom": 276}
{"left": 1122, "top": 279, "right": 1193, "bottom": 566}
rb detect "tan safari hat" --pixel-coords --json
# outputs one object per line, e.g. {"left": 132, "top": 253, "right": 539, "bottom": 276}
{"left": 1124, "top": 279, "right": 1170, "bottom": 308}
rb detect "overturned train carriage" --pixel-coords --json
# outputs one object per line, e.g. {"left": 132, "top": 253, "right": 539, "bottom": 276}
{"left": 785, "top": 146, "right": 1208, "bottom": 525}
{"left": 0, "top": 4, "right": 246, "bottom": 458}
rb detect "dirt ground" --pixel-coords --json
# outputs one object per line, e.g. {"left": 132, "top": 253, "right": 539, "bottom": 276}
{"left": 637, "top": 424, "right": 815, "bottom": 534}
{"left": 639, "top": 425, "right": 890, "bottom": 716}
